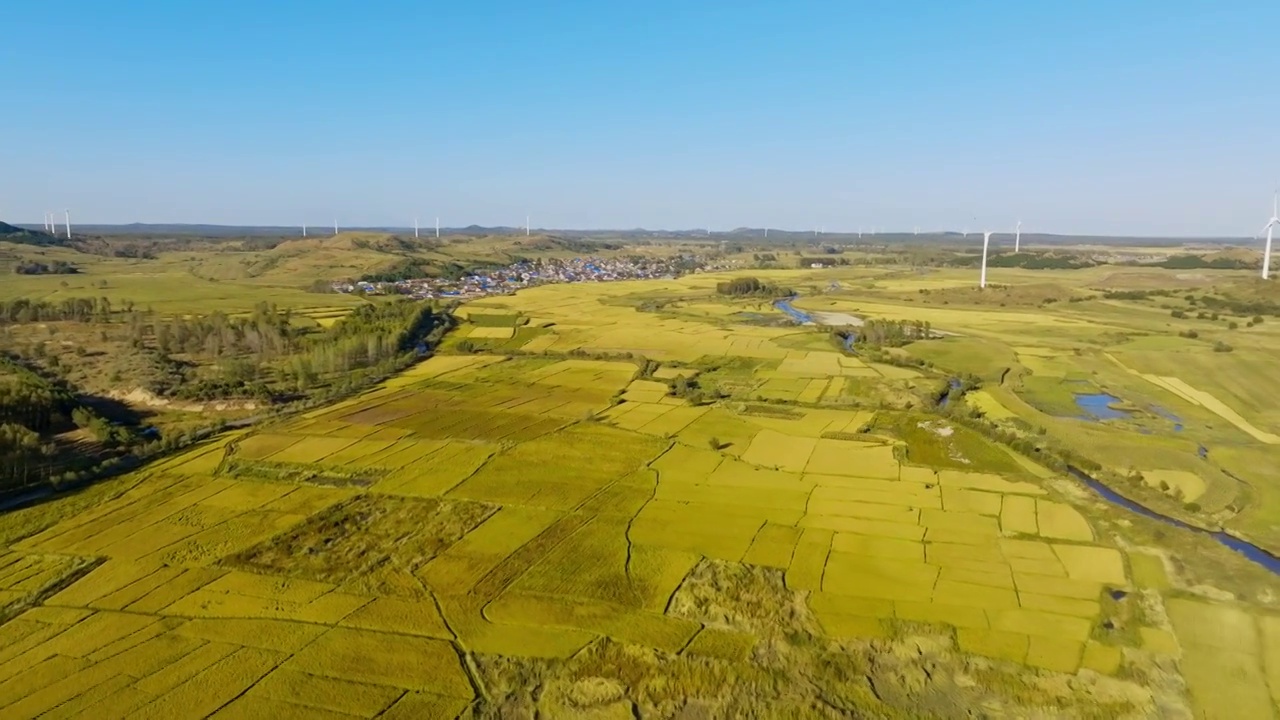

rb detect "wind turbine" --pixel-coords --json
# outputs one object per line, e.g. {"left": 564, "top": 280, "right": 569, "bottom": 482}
{"left": 980, "top": 231, "right": 993, "bottom": 288}
{"left": 435, "top": 217, "right": 440, "bottom": 238}
{"left": 526, "top": 216, "right": 531, "bottom": 237}
{"left": 1015, "top": 220, "right": 1023, "bottom": 252}
{"left": 414, "top": 217, "right": 419, "bottom": 239}
{"left": 64, "top": 210, "right": 71, "bottom": 239}
{"left": 303, "top": 223, "right": 307, "bottom": 237}
{"left": 1262, "top": 192, "right": 1279, "bottom": 280}
{"left": 333, "top": 219, "right": 338, "bottom": 236}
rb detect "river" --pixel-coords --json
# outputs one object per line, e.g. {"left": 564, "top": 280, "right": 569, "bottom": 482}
{"left": 1068, "top": 467, "right": 1280, "bottom": 575}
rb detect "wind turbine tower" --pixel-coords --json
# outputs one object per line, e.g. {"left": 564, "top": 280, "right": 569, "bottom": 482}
{"left": 64, "top": 210, "right": 71, "bottom": 239}
{"left": 435, "top": 217, "right": 440, "bottom": 238}
{"left": 526, "top": 216, "right": 530, "bottom": 237}
{"left": 980, "top": 231, "right": 993, "bottom": 288}
{"left": 1015, "top": 220, "right": 1023, "bottom": 252}
{"left": 303, "top": 223, "right": 307, "bottom": 237}
{"left": 414, "top": 217, "right": 419, "bottom": 239}
{"left": 1262, "top": 192, "right": 1280, "bottom": 280}
{"left": 333, "top": 219, "right": 338, "bottom": 236}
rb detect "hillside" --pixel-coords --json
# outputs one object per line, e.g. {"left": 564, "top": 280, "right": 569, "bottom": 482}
{"left": 0, "top": 222, "right": 62, "bottom": 247}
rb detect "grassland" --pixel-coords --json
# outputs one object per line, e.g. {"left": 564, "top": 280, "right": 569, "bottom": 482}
{"left": 1, "top": 249, "right": 1279, "bottom": 718}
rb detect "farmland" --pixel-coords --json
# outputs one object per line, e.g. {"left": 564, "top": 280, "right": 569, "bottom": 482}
{"left": 1, "top": 247, "right": 1279, "bottom": 717}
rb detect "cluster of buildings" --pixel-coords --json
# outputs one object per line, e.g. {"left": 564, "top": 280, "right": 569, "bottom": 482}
{"left": 332, "top": 254, "right": 725, "bottom": 299}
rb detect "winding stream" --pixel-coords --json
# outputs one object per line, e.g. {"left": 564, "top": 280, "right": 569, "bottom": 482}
{"left": 770, "top": 295, "right": 1279, "bottom": 574}
{"left": 1068, "top": 468, "right": 1280, "bottom": 575}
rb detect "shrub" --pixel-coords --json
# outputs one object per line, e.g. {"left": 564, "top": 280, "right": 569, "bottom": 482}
{"left": 1228, "top": 321, "right": 1239, "bottom": 330}
{"left": 1213, "top": 341, "right": 1234, "bottom": 353}
{"left": 1184, "top": 502, "right": 1201, "bottom": 512}
{"left": 707, "top": 436, "right": 722, "bottom": 451}
{"left": 1170, "top": 309, "right": 1186, "bottom": 318}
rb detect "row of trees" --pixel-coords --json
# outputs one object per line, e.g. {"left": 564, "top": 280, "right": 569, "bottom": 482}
{"left": 715, "top": 277, "right": 793, "bottom": 297}
{"left": 852, "top": 319, "right": 933, "bottom": 348}
{"left": 13, "top": 260, "right": 78, "bottom": 275}
{"left": 0, "top": 296, "right": 132, "bottom": 323}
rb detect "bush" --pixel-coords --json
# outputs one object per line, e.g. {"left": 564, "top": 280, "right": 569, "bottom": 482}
{"left": 1184, "top": 502, "right": 1201, "bottom": 512}
{"left": 1228, "top": 321, "right": 1239, "bottom": 330}
{"left": 1213, "top": 341, "right": 1234, "bottom": 353}
{"left": 1170, "top": 309, "right": 1186, "bottom": 318}
{"left": 707, "top": 436, "right": 722, "bottom": 451}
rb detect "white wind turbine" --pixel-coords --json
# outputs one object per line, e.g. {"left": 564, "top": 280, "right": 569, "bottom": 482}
{"left": 64, "top": 209, "right": 71, "bottom": 238}
{"left": 1261, "top": 192, "right": 1279, "bottom": 280}
{"left": 1015, "top": 220, "right": 1023, "bottom": 252}
{"left": 980, "top": 230, "right": 994, "bottom": 288}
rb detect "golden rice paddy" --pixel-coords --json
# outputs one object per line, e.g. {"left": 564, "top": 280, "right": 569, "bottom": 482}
{"left": 2, "top": 268, "right": 1278, "bottom": 718}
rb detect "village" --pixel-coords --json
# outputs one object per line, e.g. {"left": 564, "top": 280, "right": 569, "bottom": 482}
{"left": 330, "top": 253, "right": 732, "bottom": 299}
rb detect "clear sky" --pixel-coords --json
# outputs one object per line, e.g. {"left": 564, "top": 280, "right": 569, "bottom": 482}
{"left": 3, "top": 1, "right": 1278, "bottom": 235}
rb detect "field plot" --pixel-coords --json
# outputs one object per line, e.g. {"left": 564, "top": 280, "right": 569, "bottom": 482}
{"left": 3, "top": 266, "right": 1273, "bottom": 717}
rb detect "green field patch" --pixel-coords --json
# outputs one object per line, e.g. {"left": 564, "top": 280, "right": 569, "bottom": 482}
{"left": 804, "top": 439, "right": 899, "bottom": 478}
{"left": 999, "top": 495, "right": 1039, "bottom": 535}
{"left": 1018, "top": 592, "right": 1099, "bottom": 619}
{"left": 940, "top": 566, "right": 1014, "bottom": 590}
{"left": 923, "top": 527, "right": 998, "bottom": 546}
{"left": 940, "top": 487, "right": 1003, "bottom": 516}
{"left": 1026, "top": 635, "right": 1083, "bottom": 673}
{"left": 784, "top": 528, "right": 832, "bottom": 592}
{"left": 373, "top": 441, "right": 498, "bottom": 497}
{"left": 936, "top": 470, "right": 1046, "bottom": 496}
{"left": 450, "top": 425, "right": 666, "bottom": 510}
{"left": 654, "top": 483, "right": 810, "bottom": 514}
{"left": 741, "top": 429, "right": 817, "bottom": 473}
{"left": 630, "top": 501, "right": 769, "bottom": 561}
{"left": 810, "top": 500, "right": 920, "bottom": 524}
{"left": 894, "top": 600, "right": 990, "bottom": 630}
{"left": 1012, "top": 573, "right": 1101, "bottom": 601}
{"left": 810, "top": 482, "right": 941, "bottom": 510}
{"left": 1080, "top": 641, "right": 1123, "bottom": 675}
{"left": 637, "top": 405, "right": 709, "bottom": 437}
{"left": 879, "top": 414, "right": 1028, "bottom": 474}
{"left": 742, "top": 524, "right": 802, "bottom": 569}
{"left": 990, "top": 608, "right": 1093, "bottom": 642}
{"left": 511, "top": 516, "right": 644, "bottom": 607}
{"left": 957, "top": 627, "right": 1030, "bottom": 663}
{"left": 831, "top": 534, "right": 924, "bottom": 562}
{"left": 233, "top": 434, "right": 304, "bottom": 461}
{"left": 283, "top": 627, "right": 472, "bottom": 698}
{"left": 1127, "top": 551, "right": 1171, "bottom": 590}
{"left": 1051, "top": 545, "right": 1126, "bottom": 586}
{"left": 683, "top": 626, "right": 757, "bottom": 661}
{"left": 800, "top": 515, "right": 925, "bottom": 541}
{"left": 822, "top": 552, "right": 939, "bottom": 602}
{"left": 420, "top": 506, "right": 562, "bottom": 596}
{"left": 1035, "top": 501, "right": 1094, "bottom": 542}
{"left": 932, "top": 579, "right": 1018, "bottom": 610}
{"left": 651, "top": 444, "right": 725, "bottom": 481}
{"left": 675, "top": 409, "right": 762, "bottom": 457}
{"left": 266, "top": 436, "right": 359, "bottom": 465}
{"left": 919, "top": 509, "right": 1000, "bottom": 535}
{"left": 487, "top": 592, "right": 699, "bottom": 653}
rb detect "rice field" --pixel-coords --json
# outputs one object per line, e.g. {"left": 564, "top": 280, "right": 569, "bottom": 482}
{"left": 2, "top": 265, "right": 1278, "bottom": 717}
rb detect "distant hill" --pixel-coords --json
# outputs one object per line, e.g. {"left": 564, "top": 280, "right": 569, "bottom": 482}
{"left": 0, "top": 222, "right": 63, "bottom": 247}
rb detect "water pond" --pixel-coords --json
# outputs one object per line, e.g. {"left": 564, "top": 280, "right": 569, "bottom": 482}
{"left": 1073, "top": 393, "right": 1133, "bottom": 421}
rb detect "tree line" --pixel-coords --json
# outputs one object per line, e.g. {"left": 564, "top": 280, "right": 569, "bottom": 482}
{"left": 715, "top": 277, "right": 793, "bottom": 297}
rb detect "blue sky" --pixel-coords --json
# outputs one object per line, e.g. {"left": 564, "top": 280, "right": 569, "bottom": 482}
{"left": 3, "top": 1, "right": 1278, "bottom": 235}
